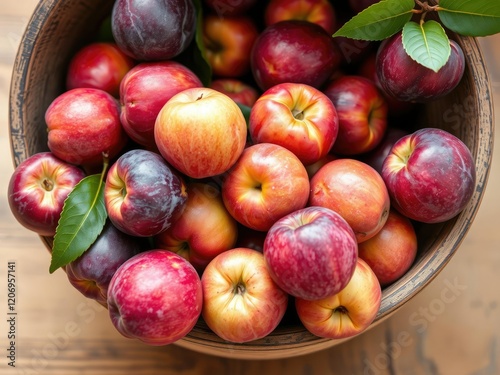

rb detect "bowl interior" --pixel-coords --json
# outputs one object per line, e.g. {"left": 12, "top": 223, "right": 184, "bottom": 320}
{"left": 9, "top": 0, "right": 494, "bottom": 360}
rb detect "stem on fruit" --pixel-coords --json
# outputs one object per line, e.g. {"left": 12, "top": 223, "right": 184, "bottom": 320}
{"left": 42, "top": 178, "right": 54, "bottom": 192}
{"left": 233, "top": 282, "right": 246, "bottom": 296}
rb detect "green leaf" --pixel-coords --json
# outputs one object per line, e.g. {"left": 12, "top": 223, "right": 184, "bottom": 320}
{"left": 438, "top": 0, "right": 500, "bottom": 37}
{"left": 332, "top": 0, "right": 415, "bottom": 41}
{"left": 402, "top": 20, "right": 451, "bottom": 73}
{"left": 236, "top": 102, "right": 251, "bottom": 126}
{"left": 49, "top": 173, "right": 108, "bottom": 274}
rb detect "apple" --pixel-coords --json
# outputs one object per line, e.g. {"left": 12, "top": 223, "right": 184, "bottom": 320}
{"left": 202, "top": 14, "right": 259, "bottom": 78}
{"left": 154, "top": 87, "right": 247, "bottom": 179}
{"left": 322, "top": 75, "right": 388, "bottom": 156}
{"left": 204, "top": 0, "right": 257, "bottom": 17}
{"left": 376, "top": 32, "right": 466, "bottom": 102}
{"left": 210, "top": 78, "right": 259, "bottom": 107}
{"left": 309, "top": 158, "right": 390, "bottom": 243}
{"left": 111, "top": 0, "right": 196, "bottom": 61}
{"left": 154, "top": 182, "right": 238, "bottom": 273}
{"left": 295, "top": 257, "right": 381, "bottom": 339}
{"left": 250, "top": 20, "right": 342, "bottom": 91}
{"left": 222, "top": 143, "right": 310, "bottom": 232}
{"left": 264, "top": 206, "right": 358, "bottom": 301}
{"left": 104, "top": 149, "right": 188, "bottom": 237}
{"left": 65, "top": 221, "right": 149, "bottom": 306}
{"left": 249, "top": 82, "right": 339, "bottom": 166}
{"left": 264, "top": 0, "right": 337, "bottom": 34}
{"left": 107, "top": 249, "right": 203, "bottom": 345}
{"left": 358, "top": 209, "right": 417, "bottom": 286}
{"left": 8, "top": 152, "right": 86, "bottom": 237}
{"left": 119, "top": 61, "right": 203, "bottom": 149}
{"left": 45, "top": 87, "right": 128, "bottom": 172}
{"left": 381, "top": 128, "right": 476, "bottom": 223}
{"left": 201, "top": 247, "right": 288, "bottom": 343}
{"left": 66, "top": 42, "right": 135, "bottom": 97}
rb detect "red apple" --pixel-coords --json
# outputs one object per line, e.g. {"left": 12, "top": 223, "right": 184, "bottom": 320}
{"left": 210, "top": 78, "right": 259, "bottom": 107}
{"left": 376, "top": 32, "right": 466, "bottom": 102}
{"left": 222, "top": 143, "right": 310, "bottom": 232}
{"left": 154, "top": 87, "right": 247, "bottom": 179}
{"left": 250, "top": 20, "right": 342, "bottom": 91}
{"left": 204, "top": 0, "right": 257, "bottom": 17}
{"left": 249, "top": 82, "right": 339, "bottom": 166}
{"left": 310, "top": 158, "right": 390, "bottom": 243}
{"left": 104, "top": 149, "right": 188, "bottom": 237}
{"left": 203, "top": 14, "right": 259, "bottom": 78}
{"left": 381, "top": 128, "right": 476, "bottom": 223}
{"left": 264, "top": 0, "right": 337, "bottom": 34}
{"left": 264, "top": 206, "right": 358, "bottom": 301}
{"left": 295, "top": 257, "right": 381, "bottom": 339}
{"left": 358, "top": 209, "right": 417, "bottom": 286}
{"left": 323, "top": 75, "right": 388, "bottom": 156}
{"left": 45, "top": 88, "right": 128, "bottom": 171}
{"left": 107, "top": 250, "right": 203, "bottom": 345}
{"left": 119, "top": 61, "right": 203, "bottom": 149}
{"left": 66, "top": 42, "right": 135, "bottom": 97}
{"left": 8, "top": 152, "right": 86, "bottom": 237}
{"left": 201, "top": 247, "right": 288, "bottom": 343}
{"left": 154, "top": 182, "right": 238, "bottom": 273}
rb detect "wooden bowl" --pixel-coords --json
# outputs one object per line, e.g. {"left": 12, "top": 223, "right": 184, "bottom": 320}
{"left": 9, "top": 0, "right": 494, "bottom": 360}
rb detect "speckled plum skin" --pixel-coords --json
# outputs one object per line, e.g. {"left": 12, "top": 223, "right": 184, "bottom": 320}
{"left": 376, "top": 32, "right": 465, "bottom": 103}
{"left": 104, "top": 149, "right": 188, "bottom": 237}
{"left": 250, "top": 20, "right": 341, "bottom": 91}
{"left": 66, "top": 221, "right": 149, "bottom": 307}
{"left": 107, "top": 250, "right": 203, "bottom": 346}
{"left": 263, "top": 206, "right": 358, "bottom": 301}
{"left": 382, "top": 128, "right": 476, "bottom": 224}
{"left": 111, "top": 0, "right": 196, "bottom": 61}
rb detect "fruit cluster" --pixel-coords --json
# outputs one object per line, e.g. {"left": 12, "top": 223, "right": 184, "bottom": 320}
{"left": 8, "top": 0, "right": 477, "bottom": 345}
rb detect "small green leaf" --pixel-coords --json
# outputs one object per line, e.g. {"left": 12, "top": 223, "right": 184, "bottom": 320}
{"left": 402, "top": 21, "right": 451, "bottom": 73}
{"left": 236, "top": 102, "right": 251, "bottom": 126}
{"left": 333, "top": 0, "right": 415, "bottom": 41}
{"left": 49, "top": 173, "right": 108, "bottom": 274}
{"left": 438, "top": 0, "right": 500, "bottom": 37}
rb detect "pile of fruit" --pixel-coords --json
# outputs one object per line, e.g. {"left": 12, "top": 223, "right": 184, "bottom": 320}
{"left": 9, "top": 0, "right": 480, "bottom": 346}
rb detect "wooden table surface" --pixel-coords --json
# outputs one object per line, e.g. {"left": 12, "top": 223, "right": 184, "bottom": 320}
{"left": 1, "top": 2, "right": 499, "bottom": 374}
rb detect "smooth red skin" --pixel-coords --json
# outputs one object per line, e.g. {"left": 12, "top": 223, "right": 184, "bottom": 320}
{"left": 66, "top": 221, "right": 148, "bottom": 306}
{"left": 111, "top": 0, "right": 196, "bottom": 61}
{"left": 323, "top": 75, "right": 388, "bottom": 156}
{"left": 107, "top": 250, "right": 203, "bottom": 346}
{"left": 66, "top": 42, "right": 135, "bottom": 98}
{"left": 264, "top": 206, "right": 358, "bottom": 301}
{"left": 264, "top": 0, "right": 337, "bottom": 35}
{"left": 222, "top": 143, "right": 311, "bottom": 232}
{"left": 204, "top": 0, "right": 257, "bottom": 16}
{"left": 381, "top": 128, "right": 476, "bottom": 224}
{"left": 210, "top": 79, "right": 259, "bottom": 107}
{"left": 249, "top": 82, "right": 339, "bottom": 166}
{"left": 45, "top": 88, "right": 128, "bottom": 170}
{"left": 309, "top": 158, "right": 390, "bottom": 243}
{"left": 8, "top": 152, "right": 86, "bottom": 237}
{"left": 104, "top": 149, "right": 188, "bottom": 237}
{"left": 358, "top": 209, "right": 417, "bottom": 287}
{"left": 203, "top": 15, "right": 259, "bottom": 78}
{"left": 376, "top": 32, "right": 465, "bottom": 103}
{"left": 119, "top": 61, "right": 202, "bottom": 148}
{"left": 250, "top": 20, "right": 341, "bottom": 91}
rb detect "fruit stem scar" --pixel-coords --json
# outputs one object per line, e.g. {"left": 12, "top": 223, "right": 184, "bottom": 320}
{"left": 234, "top": 282, "right": 246, "bottom": 296}
{"left": 197, "top": 93, "right": 204, "bottom": 101}
{"left": 42, "top": 178, "right": 54, "bottom": 192}
{"left": 292, "top": 108, "right": 305, "bottom": 120}
{"left": 334, "top": 305, "right": 348, "bottom": 315}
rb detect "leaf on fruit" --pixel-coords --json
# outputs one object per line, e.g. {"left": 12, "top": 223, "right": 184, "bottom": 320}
{"left": 236, "top": 102, "right": 251, "bottom": 127}
{"left": 49, "top": 173, "right": 108, "bottom": 274}
{"left": 402, "top": 20, "right": 451, "bottom": 73}
{"left": 438, "top": 0, "right": 500, "bottom": 37}
{"left": 332, "top": 0, "right": 415, "bottom": 41}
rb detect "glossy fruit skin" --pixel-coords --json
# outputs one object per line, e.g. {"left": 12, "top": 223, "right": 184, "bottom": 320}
{"left": 381, "top": 128, "right": 476, "bottom": 224}
{"left": 250, "top": 20, "right": 341, "bottom": 91}
{"left": 111, "top": 0, "right": 196, "bottom": 61}
{"left": 8, "top": 152, "right": 86, "bottom": 237}
{"left": 104, "top": 149, "right": 188, "bottom": 237}
{"left": 210, "top": 78, "right": 259, "bottom": 107}
{"left": 264, "top": 206, "right": 358, "bottom": 301}
{"left": 107, "top": 250, "right": 203, "bottom": 346}
{"left": 376, "top": 32, "right": 465, "bottom": 102}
